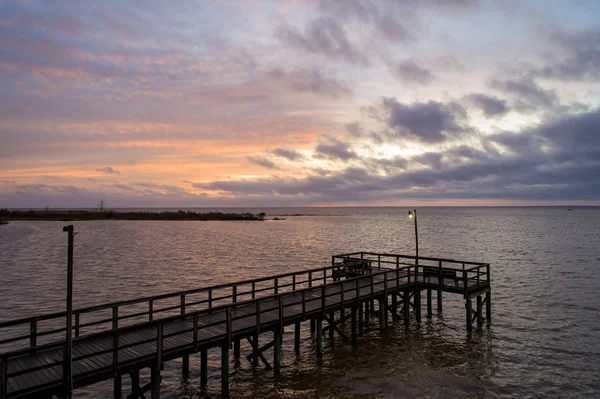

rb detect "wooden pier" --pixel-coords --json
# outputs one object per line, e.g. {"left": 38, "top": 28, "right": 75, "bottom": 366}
{"left": 0, "top": 252, "right": 491, "bottom": 398}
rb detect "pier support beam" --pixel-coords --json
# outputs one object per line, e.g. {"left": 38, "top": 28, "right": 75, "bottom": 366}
{"left": 182, "top": 355, "right": 189, "bottom": 379}
{"left": 310, "top": 319, "right": 315, "bottom": 334}
{"left": 221, "top": 345, "right": 229, "bottom": 397}
{"left": 328, "top": 312, "right": 335, "bottom": 340}
{"left": 294, "top": 322, "right": 301, "bottom": 354}
{"left": 466, "top": 299, "right": 473, "bottom": 332}
{"left": 403, "top": 290, "right": 410, "bottom": 325}
{"left": 437, "top": 289, "right": 443, "bottom": 312}
{"left": 358, "top": 302, "right": 364, "bottom": 333}
{"left": 485, "top": 291, "right": 492, "bottom": 321}
{"left": 476, "top": 296, "right": 483, "bottom": 327}
{"left": 427, "top": 289, "right": 432, "bottom": 317}
{"left": 200, "top": 350, "right": 208, "bottom": 388}
{"left": 391, "top": 293, "right": 398, "bottom": 321}
{"left": 274, "top": 328, "right": 282, "bottom": 375}
{"left": 114, "top": 374, "right": 122, "bottom": 399}
{"left": 234, "top": 339, "right": 241, "bottom": 359}
{"left": 150, "top": 366, "right": 161, "bottom": 399}
{"left": 316, "top": 319, "right": 323, "bottom": 358}
{"left": 351, "top": 307, "right": 358, "bottom": 345}
{"left": 415, "top": 289, "right": 421, "bottom": 323}
{"left": 378, "top": 298, "right": 387, "bottom": 330}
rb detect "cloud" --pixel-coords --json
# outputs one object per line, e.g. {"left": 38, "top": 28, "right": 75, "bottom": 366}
{"left": 491, "top": 77, "right": 556, "bottom": 110}
{"left": 267, "top": 68, "right": 352, "bottom": 99}
{"left": 391, "top": 60, "right": 435, "bottom": 84}
{"left": 314, "top": 138, "right": 358, "bottom": 161}
{"left": 247, "top": 156, "right": 279, "bottom": 169}
{"left": 276, "top": 17, "right": 368, "bottom": 65}
{"left": 467, "top": 94, "right": 509, "bottom": 117}
{"left": 272, "top": 147, "right": 303, "bottom": 161}
{"left": 372, "top": 97, "right": 466, "bottom": 143}
{"left": 188, "top": 108, "right": 600, "bottom": 204}
{"left": 96, "top": 167, "right": 121, "bottom": 175}
{"left": 536, "top": 29, "right": 600, "bottom": 81}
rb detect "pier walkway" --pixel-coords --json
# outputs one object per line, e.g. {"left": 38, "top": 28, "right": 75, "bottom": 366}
{"left": 0, "top": 252, "right": 491, "bottom": 398}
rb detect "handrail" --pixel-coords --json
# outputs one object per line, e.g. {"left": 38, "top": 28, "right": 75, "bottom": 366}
{"left": 0, "top": 266, "right": 414, "bottom": 362}
{"left": 0, "top": 252, "right": 489, "bottom": 355}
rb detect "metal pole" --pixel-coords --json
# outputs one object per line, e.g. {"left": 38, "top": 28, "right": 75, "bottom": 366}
{"left": 413, "top": 209, "right": 419, "bottom": 266}
{"left": 62, "top": 225, "right": 75, "bottom": 398}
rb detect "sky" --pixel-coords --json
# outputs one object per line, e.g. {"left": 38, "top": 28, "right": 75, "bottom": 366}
{"left": 1, "top": 0, "right": 600, "bottom": 208}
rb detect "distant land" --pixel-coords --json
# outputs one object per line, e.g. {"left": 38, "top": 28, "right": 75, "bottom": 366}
{"left": 0, "top": 209, "right": 266, "bottom": 222}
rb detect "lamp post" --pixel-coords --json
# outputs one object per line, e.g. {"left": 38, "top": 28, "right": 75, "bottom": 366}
{"left": 62, "top": 225, "right": 76, "bottom": 398}
{"left": 408, "top": 210, "right": 418, "bottom": 265}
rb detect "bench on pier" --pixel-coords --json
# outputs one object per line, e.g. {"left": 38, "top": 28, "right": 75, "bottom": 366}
{"left": 422, "top": 266, "right": 459, "bottom": 287}
{"left": 332, "top": 258, "right": 372, "bottom": 280}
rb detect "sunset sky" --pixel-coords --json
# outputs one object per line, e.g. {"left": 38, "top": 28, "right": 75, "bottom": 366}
{"left": 1, "top": 0, "right": 599, "bottom": 207}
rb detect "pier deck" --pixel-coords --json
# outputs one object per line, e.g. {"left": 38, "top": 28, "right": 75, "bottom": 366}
{"left": 0, "top": 252, "right": 491, "bottom": 398}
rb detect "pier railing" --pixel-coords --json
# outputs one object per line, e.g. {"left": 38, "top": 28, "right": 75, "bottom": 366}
{"left": 0, "top": 252, "right": 490, "bottom": 354}
{"left": 0, "top": 265, "right": 415, "bottom": 395}
{"left": 0, "top": 261, "right": 371, "bottom": 352}
{"left": 333, "top": 252, "right": 490, "bottom": 296}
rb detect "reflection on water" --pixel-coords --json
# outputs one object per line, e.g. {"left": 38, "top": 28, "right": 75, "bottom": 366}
{"left": 1, "top": 207, "right": 600, "bottom": 398}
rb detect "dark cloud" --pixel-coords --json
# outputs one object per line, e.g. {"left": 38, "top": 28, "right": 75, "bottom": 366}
{"left": 272, "top": 148, "right": 303, "bottom": 161}
{"left": 372, "top": 97, "right": 466, "bottom": 143}
{"left": 114, "top": 183, "right": 133, "bottom": 191}
{"left": 391, "top": 60, "right": 435, "bottom": 84}
{"left": 491, "top": 77, "right": 556, "bottom": 110}
{"left": 276, "top": 17, "right": 368, "bottom": 65}
{"left": 467, "top": 94, "right": 509, "bottom": 117}
{"left": 267, "top": 68, "right": 352, "bottom": 99}
{"left": 318, "top": 1, "right": 413, "bottom": 43}
{"left": 247, "top": 156, "right": 279, "bottom": 170}
{"left": 537, "top": 29, "right": 600, "bottom": 81}
{"left": 315, "top": 138, "right": 358, "bottom": 161}
{"left": 96, "top": 167, "right": 121, "bottom": 175}
{"left": 191, "top": 108, "right": 600, "bottom": 203}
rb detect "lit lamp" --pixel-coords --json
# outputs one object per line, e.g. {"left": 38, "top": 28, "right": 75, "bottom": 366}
{"left": 408, "top": 210, "right": 418, "bottom": 265}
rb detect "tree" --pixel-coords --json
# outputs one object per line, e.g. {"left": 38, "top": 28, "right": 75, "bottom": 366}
{"left": 98, "top": 200, "right": 105, "bottom": 213}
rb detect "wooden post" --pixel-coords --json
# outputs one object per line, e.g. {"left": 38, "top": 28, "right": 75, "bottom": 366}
{"left": 234, "top": 340, "right": 241, "bottom": 358}
{"left": 486, "top": 291, "right": 492, "bottom": 321}
{"left": 329, "top": 312, "right": 334, "bottom": 340}
{"left": 129, "top": 369, "right": 140, "bottom": 398}
{"left": 316, "top": 319, "right": 323, "bottom": 358}
{"left": 62, "top": 225, "right": 75, "bottom": 399}
{"left": 114, "top": 374, "right": 122, "bottom": 399}
{"left": 476, "top": 295, "right": 483, "bottom": 327}
{"left": 310, "top": 319, "right": 315, "bottom": 334}
{"left": 221, "top": 345, "right": 229, "bottom": 397}
{"left": 391, "top": 293, "right": 397, "bottom": 321}
{"left": 437, "top": 289, "right": 443, "bottom": 313}
{"left": 378, "top": 298, "right": 386, "bottom": 330}
{"left": 252, "top": 332, "right": 259, "bottom": 367}
{"left": 152, "top": 323, "right": 163, "bottom": 399}
{"left": 466, "top": 299, "right": 473, "bottom": 332}
{"left": 200, "top": 349, "right": 208, "bottom": 388}
{"left": 294, "top": 321, "right": 301, "bottom": 354}
{"left": 30, "top": 320, "right": 37, "bottom": 348}
{"left": 182, "top": 356, "right": 189, "bottom": 379}
{"left": 438, "top": 261, "right": 443, "bottom": 312}
{"left": 403, "top": 289, "right": 409, "bottom": 325}
{"left": 180, "top": 295, "right": 190, "bottom": 376}
{"left": 358, "top": 301, "right": 363, "bottom": 333}
{"left": 415, "top": 289, "right": 421, "bottom": 323}
{"left": 274, "top": 328, "right": 282, "bottom": 376}
{"left": 427, "top": 289, "right": 432, "bottom": 317}
{"left": 1, "top": 359, "right": 7, "bottom": 399}
{"left": 351, "top": 307, "right": 357, "bottom": 345}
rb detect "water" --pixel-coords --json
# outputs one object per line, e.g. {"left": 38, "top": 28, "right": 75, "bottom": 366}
{"left": 1, "top": 207, "right": 599, "bottom": 398}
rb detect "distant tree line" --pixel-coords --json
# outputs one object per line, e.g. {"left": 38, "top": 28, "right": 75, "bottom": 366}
{"left": 0, "top": 209, "right": 267, "bottom": 222}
